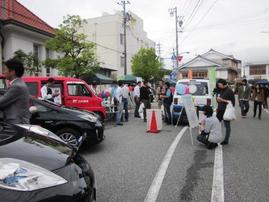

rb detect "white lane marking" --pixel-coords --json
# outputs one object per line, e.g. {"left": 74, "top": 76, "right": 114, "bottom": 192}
{"left": 211, "top": 145, "right": 224, "bottom": 202}
{"left": 144, "top": 126, "right": 188, "bottom": 202}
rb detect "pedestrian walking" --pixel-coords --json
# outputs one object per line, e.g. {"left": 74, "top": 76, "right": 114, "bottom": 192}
{"left": 140, "top": 81, "right": 151, "bottom": 122}
{"left": 216, "top": 79, "right": 235, "bottom": 145}
{"left": 238, "top": 79, "right": 251, "bottom": 117}
{"left": 133, "top": 81, "right": 142, "bottom": 118}
{"left": 197, "top": 106, "right": 223, "bottom": 149}
{"left": 40, "top": 77, "right": 59, "bottom": 102}
{"left": 156, "top": 80, "right": 165, "bottom": 109}
{"left": 122, "top": 84, "right": 129, "bottom": 122}
{"left": 113, "top": 81, "right": 124, "bottom": 126}
{"left": 0, "top": 59, "right": 30, "bottom": 124}
{"left": 262, "top": 85, "right": 268, "bottom": 109}
{"left": 251, "top": 84, "right": 265, "bottom": 120}
{"left": 162, "top": 82, "right": 173, "bottom": 125}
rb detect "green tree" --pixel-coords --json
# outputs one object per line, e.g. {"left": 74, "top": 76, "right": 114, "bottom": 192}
{"left": 45, "top": 15, "right": 100, "bottom": 77}
{"left": 131, "top": 47, "right": 162, "bottom": 81}
{"left": 13, "top": 50, "right": 41, "bottom": 76}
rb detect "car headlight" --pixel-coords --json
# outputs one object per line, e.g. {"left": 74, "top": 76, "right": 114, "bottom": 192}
{"left": 0, "top": 158, "right": 67, "bottom": 191}
{"left": 79, "top": 114, "right": 97, "bottom": 122}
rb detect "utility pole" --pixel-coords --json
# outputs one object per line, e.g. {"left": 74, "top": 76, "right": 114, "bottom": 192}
{"left": 169, "top": 7, "right": 184, "bottom": 68}
{"left": 118, "top": 0, "right": 130, "bottom": 76}
{"left": 156, "top": 42, "right": 162, "bottom": 62}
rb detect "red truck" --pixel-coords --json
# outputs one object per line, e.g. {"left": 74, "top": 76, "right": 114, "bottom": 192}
{"left": 21, "top": 76, "right": 106, "bottom": 120}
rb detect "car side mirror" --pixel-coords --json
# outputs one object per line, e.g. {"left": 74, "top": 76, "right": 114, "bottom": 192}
{"left": 29, "top": 106, "right": 38, "bottom": 114}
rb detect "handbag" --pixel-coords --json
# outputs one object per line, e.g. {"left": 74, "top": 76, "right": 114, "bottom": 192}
{"left": 223, "top": 101, "right": 236, "bottom": 121}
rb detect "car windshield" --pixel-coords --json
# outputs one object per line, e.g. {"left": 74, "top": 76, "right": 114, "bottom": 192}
{"left": 178, "top": 81, "right": 209, "bottom": 96}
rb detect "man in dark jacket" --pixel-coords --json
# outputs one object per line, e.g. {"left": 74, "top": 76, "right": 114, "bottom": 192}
{"left": 216, "top": 79, "right": 235, "bottom": 145}
{"left": 0, "top": 59, "right": 30, "bottom": 124}
{"left": 140, "top": 81, "right": 151, "bottom": 122}
{"left": 238, "top": 79, "right": 251, "bottom": 117}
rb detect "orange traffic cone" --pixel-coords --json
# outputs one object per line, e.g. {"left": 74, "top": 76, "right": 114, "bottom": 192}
{"left": 149, "top": 110, "right": 158, "bottom": 133}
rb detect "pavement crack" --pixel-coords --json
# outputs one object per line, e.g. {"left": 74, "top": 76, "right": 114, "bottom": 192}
{"left": 179, "top": 150, "right": 213, "bottom": 201}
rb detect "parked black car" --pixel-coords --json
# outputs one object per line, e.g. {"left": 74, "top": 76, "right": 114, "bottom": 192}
{"left": 0, "top": 89, "right": 104, "bottom": 148}
{"left": 0, "top": 122, "right": 96, "bottom": 202}
{"left": 28, "top": 98, "right": 105, "bottom": 147}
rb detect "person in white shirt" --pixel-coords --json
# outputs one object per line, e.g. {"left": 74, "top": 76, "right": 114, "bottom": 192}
{"left": 122, "top": 84, "right": 129, "bottom": 122}
{"left": 133, "top": 81, "right": 142, "bottom": 117}
{"left": 114, "top": 81, "right": 124, "bottom": 126}
{"left": 40, "top": 78, "right": 59, "bottom": 102}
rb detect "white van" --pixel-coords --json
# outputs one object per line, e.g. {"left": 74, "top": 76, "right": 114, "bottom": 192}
{"left": 172, "top": 79, "right": 213, "bottom": 124}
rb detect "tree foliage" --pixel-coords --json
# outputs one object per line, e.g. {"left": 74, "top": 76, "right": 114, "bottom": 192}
{"left": 45, "top": 15, "right": 99, "bottom": 77}
{"left": 13, "top": 50, "right": 41, "bottom": 76}
{"left": 131, "top": 47, "right": 162, "bottom": 81}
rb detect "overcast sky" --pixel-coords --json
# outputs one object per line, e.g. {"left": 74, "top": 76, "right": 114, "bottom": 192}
{"left": 19, "top": 0, "right": 269, "bottom": 66}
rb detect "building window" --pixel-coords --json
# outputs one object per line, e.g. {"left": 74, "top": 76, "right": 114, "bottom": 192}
{"left": 33, "top": 44, "right": 40, "bottom": 66}
{"left": 33, "top": 44, "right": 40, "bottom": 76}
{"left": 120, "top": 56, "right": 125, "bottom": 68}
{"left": 193, "top": 71, "right": 208, "bottom": 78}
{"left": 249, "top": 65, "right": 266, "bottom": 75}
{"left": 46, "top": 48, "right": 51, "bottom": 76}
{"left": 46, "top": 67, "right": 51, "bottom": 77}
{"left": 120, "top": 33, "right": 124, "bottom": 45}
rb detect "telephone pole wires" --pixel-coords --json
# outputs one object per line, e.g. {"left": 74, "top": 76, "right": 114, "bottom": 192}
{"left": 169, "top": 7, "right": 184, "bottom": 68}
{"left": 117, "top": 0, "right": 130, "bottom": 75}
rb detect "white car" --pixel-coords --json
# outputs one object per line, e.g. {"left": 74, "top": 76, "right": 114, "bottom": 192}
{"left": 172, "top": 79, "right": 213, "bottom": 124}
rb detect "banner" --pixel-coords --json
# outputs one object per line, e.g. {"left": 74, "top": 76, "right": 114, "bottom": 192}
{"left": 181, "top": 95, "right": 199, "bottom": 128}
{"left": 208, "top": 68, "right": 217, "bottom": 108}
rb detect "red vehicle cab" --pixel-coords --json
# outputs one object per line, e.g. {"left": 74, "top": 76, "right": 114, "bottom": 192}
{"left": 22, "top": 76, "right": 106, "bottom": 119}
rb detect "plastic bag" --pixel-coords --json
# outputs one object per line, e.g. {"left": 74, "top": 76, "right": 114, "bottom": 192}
{"left": 138, "top": 103, "right": 144, "bottom": 114}
{"left": 223, "top": 101, "right": 236, "bottom": 121}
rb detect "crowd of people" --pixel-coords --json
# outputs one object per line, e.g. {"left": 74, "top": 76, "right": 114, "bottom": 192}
{"left": 198, "top": 78, "right": 269, "bottom": 150}
{"left": 1, "top": 59, "right": 268, "bottom": 151}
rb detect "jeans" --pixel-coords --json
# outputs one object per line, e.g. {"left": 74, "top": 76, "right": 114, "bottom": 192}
{"left": 122, "top": 98, "right": 128, "bottom": 121}
{"left": 223, "top": 120, "right": 231, "bottom": 143}
{"left": 142, "top": 99, "right": 151, "bottom": 121}
{"left": 240, "top": 100, "right": 249, "bottom": 116}
{"left": 134, "top": 97, "right": 140, "bottom": 117}
{"left": 116, "top": 102, "right": 123, "bottom": 124}
{"left": 163, "top": 102, "right": 171, "bottom": 124}
{"left": 253, "top": 101, "right": 262, "bottom": 118}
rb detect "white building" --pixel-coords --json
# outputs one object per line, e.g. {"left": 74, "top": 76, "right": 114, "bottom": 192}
{"left": 177, "top": 49, "right": 241, "bottom": 82}
{"left": 0, "top": 0, "right": 57, "bottom": 76}
{"left": 243, "top": 61, "right": 269, "bottom": 81}
{"left": 81, "top": 11, "right": 155, "bottom": 78}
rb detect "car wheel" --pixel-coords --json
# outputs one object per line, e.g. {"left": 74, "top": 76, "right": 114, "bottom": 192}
{"left": 96, "top": 112, "right": 104, "bottom": 123}
{"left": 56, "top": 128, "right": 80, "bottom": 148}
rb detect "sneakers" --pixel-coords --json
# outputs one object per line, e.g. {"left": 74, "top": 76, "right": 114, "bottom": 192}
{"left": 116, "top": 123, "right": 123, "bottom": 126}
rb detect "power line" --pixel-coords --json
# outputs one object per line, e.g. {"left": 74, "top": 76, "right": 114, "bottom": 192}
{"left": 180, "top": 0, "right": 220, "bottom": 45}
{"left": 183, "top": 0, "right": 203, "bottom": 28}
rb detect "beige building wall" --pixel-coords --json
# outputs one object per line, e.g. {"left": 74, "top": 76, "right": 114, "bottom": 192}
{"left": 81, "top": 11, "right": 155, "bottom": 78}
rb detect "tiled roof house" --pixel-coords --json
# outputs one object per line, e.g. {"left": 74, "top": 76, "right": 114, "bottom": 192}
{"left": 0, "top": 0, "right": 57, "bottom": 76}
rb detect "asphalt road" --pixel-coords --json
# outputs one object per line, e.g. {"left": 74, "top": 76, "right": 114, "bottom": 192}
{"left": 82, "top": 104, "right": 269, "bottom": 202}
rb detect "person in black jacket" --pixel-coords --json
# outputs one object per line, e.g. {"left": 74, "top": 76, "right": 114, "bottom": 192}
{"left": 0, "top": 59, "right": 30, "bottom": 124}
{"left": 216, "top": 79, "right": 235, "bottom": 145}
{"left": 140, "top": 81, "right": 151, "bottom": 122}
